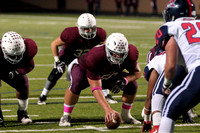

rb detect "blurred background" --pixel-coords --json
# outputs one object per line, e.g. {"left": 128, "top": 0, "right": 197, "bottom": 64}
{"left": 1, "top": 0, "right": 200, "bottom": 16}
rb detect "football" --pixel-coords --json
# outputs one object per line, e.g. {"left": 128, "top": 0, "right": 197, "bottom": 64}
{"left": 105, "top": 112, "right": 121, "bottom": 129}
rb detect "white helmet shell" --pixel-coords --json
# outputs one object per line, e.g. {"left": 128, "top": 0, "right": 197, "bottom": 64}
{"left": 1, "top": 31, "right": 26, "bottom": 64}
{"left": 105, "top": 33, "right": 129, "bottom": 65}
{"left": 77, "top": 13, "right": 97, "bottom": 39}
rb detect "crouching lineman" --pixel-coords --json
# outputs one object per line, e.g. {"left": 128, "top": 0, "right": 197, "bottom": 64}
{"left": 38, "top": 13, "right": 117, "bottom": 105}
{"left": 59, "top": 33, "right": 142, "bottom": 126}
{"left": 0, "top": 31, "right": 37, "bottom": 125}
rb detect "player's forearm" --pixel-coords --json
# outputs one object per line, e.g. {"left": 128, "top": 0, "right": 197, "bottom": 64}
{"left": 92, "top": 89, "right": 111, "bottom": 111}
{"left": 51, "top": 37, "right": 64, "bottom": 58}
{"left": 51, "top": 42, "right": 59, "bottom": 57}
{"left": 126, "top": 70, "right": 141, "bottom": 82}
{"left": 87, "top": 78, "right": 111, "bottom": 111}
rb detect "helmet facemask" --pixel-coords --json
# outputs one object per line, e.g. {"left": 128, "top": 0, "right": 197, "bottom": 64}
{"left": 105, "top": 33, "right": 129, "bottom": 65}
{"left": 78, "top": 25, "right": 97, "bottom": 39}
{"left": 1, "top": 31, "right": 26, "bottom": 64}
{"left": 77, "top": 13, "right": 97, "bottom": 39}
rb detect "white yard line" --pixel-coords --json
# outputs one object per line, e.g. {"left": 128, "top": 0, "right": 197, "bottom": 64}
{"left": 0, "top": 14, "right": 163, "bottom": 25}
{"left": 0, "top": 124, "right": 199, "bottom": 132}
{"left": 4, "top": 115, "right": 39, "bottom": 118}
{"left": 1, "top": 95, "right": 146, "bottom": 101}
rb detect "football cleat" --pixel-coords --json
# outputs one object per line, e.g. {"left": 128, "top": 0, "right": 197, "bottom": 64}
{"left": 121, "top": 114, "right": 141, "bottom": 124}
{"left": 59, "top": 115, "right": 71, "bottom": 127}
{"left": 188, "top": 109, "right": 198, "bottom": 118}
{"left": 151, "top": 125, "right": 159, "bottom": 133}
{"left": 105, "top": 94, "right": 118, "bottom": 104}
{"left": 38, "top": 95, "right": 47, "bottom": 105}
{"left": 17, "top": 110, "right": 32, "bottom": 124}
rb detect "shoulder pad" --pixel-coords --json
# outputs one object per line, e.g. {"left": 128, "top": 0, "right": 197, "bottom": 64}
{"left": 155, "top": 25, "right": 170, "bottom": 50}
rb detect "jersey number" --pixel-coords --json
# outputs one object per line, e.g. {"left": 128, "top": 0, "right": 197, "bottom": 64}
{"left": 182, "top": 22, "right": 200, "bottom": 44}
{"left": 74, "top": 49, "right": 90, "bottom": 57}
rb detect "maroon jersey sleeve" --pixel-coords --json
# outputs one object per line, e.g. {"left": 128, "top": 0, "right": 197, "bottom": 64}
{"left": 124, "top": 44, "right": 139, "bottom": 74}
{"left": 96, "top": 27, "right": 106, "bottom": 43}
{"left": 16, "top": 38, "right": 38, "bottom": 75}
{"left": 60, "top": 27, "right": 79, "bottom": 43}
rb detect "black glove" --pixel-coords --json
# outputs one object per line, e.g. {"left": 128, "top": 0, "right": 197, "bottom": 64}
{"left": 56, "top": 61, "right": 66, "bottom": 73}
{"left": 111, "top": 78, "right": 127, "bottom": 94}
{"left": 0, "top": 110, "right": 5, "bottom": 127}
{"left": 141, "top": 121, "right": 152, "bottom": 132}
{"left": 9, "top": 71, "right": 19, "bottom": 79}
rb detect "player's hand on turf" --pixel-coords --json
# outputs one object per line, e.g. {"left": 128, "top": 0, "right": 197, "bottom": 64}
{"left": 56, "top": 61, "right": 66, "bottom": 73}
{"left": 9, "top": 71, "right": 19, "bottom": 79}
{"left": 111, "top": 78, "right": 127, "bottom": 94}
{"left": 141, "top": 121, "right": 152, "bottom": 132}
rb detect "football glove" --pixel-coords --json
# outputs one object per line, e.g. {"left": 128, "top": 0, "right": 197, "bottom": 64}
{"left": 141, "top": 121, "right": 152, "bottom": 133}
{"left": 56, "top": 61, "right": 66, "bottom": 73}
{"left": 0, "top": 110, "right": 5, "bottom": 127}
{"left": 9, "top": 71, "right": 19, "bottom": 79}
{"left": 111, "top": 78, "right": 127, "bottom": 94}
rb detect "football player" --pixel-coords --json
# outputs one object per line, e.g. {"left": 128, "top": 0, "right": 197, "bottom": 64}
{"left": 59, "top": 33, "right": 142, "bottom": 126}
{"left": 141, "top": 46, "right": 165, "bottom": 133}
{"left": 0, "top": 31, "right": 37, "bottom": 125}
{"left": 154, "top": 0, "right": 200, "bottom": 132}
{"left": 142, "top": 52, "right": 194, "bottom": 133}
{"left": 142, "top": 44, "right": 196, "bottom": 133}
{"left": 38, "top": 13, "right": 117, "bottom": 105}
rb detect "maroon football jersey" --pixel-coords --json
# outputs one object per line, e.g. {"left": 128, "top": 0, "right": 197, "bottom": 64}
{"left": 78, "top": 44, "right": 139, "bottom": 80}
{"left": 59, "top": 27, "right": 106, "bottom": 65}
{"left": 0, "top": 38, "right": 38, "bottom": 75}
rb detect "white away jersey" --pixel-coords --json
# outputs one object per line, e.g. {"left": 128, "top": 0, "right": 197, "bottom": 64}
{"left": 144, "top": 54, "right": 166, "bottom": 81}
{"left": 156, "top": 17, "right": 200, "bottom": 72}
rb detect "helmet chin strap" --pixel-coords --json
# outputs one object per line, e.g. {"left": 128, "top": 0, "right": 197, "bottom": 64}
{"left": 172, "top": 16, "right": 175, "bottom": 21}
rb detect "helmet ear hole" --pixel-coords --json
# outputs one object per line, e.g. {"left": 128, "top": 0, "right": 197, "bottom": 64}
{"left": 1, "top": 31, "right": 26, "bottom": 64}
{"left": 105, "top": 33, "right": 129, "bottom": 65}
{"left": 77, "top": 13, "right": 97, "bottom": 39}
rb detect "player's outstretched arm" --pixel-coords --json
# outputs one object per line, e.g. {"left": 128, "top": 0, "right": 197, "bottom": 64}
{"left": 87, "top": 77, "right": 117, "bottom": 122}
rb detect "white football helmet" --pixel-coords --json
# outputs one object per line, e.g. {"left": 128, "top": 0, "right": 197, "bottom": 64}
{"left": 1, "top": 31, "right": 26, "bottom": 64}
{"left": 105, "top": 33, "right": 129, "bottom": 65}
{"left": 77, "top": 13, "right": 97, "bottom": 39}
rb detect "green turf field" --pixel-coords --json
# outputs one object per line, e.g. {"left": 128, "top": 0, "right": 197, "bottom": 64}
{"left": 0, "top": 13, "right": 200, "bottom": 133}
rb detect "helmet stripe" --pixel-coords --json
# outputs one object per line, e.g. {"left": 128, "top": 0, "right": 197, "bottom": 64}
{"left": 187, "top": 0, "right": 192, "bottom": 17}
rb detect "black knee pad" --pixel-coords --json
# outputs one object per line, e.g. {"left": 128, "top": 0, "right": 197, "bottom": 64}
{"left": 48, "top": 68, "right": 64, "bottom": 82}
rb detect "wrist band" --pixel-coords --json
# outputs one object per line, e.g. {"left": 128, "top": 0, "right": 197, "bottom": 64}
{"left": 144, "top": 114, "right": 152, "bottom": 122}
{"left": 163, "top": 77, "right": 172, "bottom": 90}
{"left": 123, "top": 77, "right": 128, "bottom": 85}
{"left": 163, "top": 77, "right": 171, "bottom": 86}
{"left": 144, "top": 107, "right": 151, "bottom": 112}
{"left": 54, "top": 56, "right": 59, "bottom": 62}
{"left": 91, "top": 87, "right": 102, "bottom": 92}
